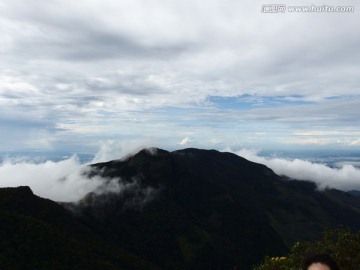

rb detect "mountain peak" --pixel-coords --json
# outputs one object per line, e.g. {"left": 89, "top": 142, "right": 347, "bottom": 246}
{"left": 3, "top": 148, "right": 360, "bottom": 269}
{"left": 85, "top": 147, "right": 360, "bottom": 268}
{"left": 135, "top": 147, "right": 169, "bottom": 157}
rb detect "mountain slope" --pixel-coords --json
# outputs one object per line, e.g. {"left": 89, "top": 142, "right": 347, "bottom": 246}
{"left": 76, "top": 148, "right": 287, "bottom": 269}
{"left": 2, "top": 148, "right": 360, "bottom": 270}
{"left": 75, "top": 148, "right": 360, "bottom": 269}
{"left": 0, "top": 186, "right": 159, "bottom": 270}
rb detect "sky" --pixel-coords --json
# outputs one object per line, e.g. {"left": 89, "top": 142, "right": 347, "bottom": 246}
{"left": 1, "top": 0, "right": 360, "bottom": 154}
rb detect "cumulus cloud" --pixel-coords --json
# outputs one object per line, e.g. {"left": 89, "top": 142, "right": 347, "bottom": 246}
{"left": 0, "top": 156, "right": 100, "bottom": 201}
{"left": 179, "top": 137, "right": 192, "bottom": 146}
{"left": 90, "top": 140, "right": 160, "bottom": 163}
{"left": 0, "top": 141, "right": 158, "bottom": 202}
{"left": 226, "top": 148, "right": 360, "bottom": 191}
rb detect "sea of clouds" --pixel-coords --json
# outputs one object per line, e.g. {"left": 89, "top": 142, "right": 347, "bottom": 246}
{"left": 0, "top": 141, "right": 150, "bottom": 202}
{"left": 227, "top": 148, "right": 360, "bottom": 191}
{"left": 1, "top": 142, "right": 360, "bottom": 202}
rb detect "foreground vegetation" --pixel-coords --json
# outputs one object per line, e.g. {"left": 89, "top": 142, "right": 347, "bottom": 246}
{"left": 254, "top": 227, "right": 360, "bottom": 270}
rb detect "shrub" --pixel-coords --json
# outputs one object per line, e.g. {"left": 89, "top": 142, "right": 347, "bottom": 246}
{"left": 253, "top": 227, "right": 360, "bottom": 270}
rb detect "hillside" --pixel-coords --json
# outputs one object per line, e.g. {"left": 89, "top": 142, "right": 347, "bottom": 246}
{"left": 75, "top": 148, "right": 360, "bottom": 269}
{"left": 0, "top": 186, "right": 159, "bottom": 270}
{"left": 2, "top": 148, "right": 360, "bottom": 269}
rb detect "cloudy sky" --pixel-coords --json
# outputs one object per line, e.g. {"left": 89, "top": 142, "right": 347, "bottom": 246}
{"left": 1, "top": 0, "right": 360, "bottom": 154}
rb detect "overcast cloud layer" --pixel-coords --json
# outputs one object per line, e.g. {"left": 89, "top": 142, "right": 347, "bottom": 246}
{"left": 1, "top": 0, "right": 360, "bottom": 152}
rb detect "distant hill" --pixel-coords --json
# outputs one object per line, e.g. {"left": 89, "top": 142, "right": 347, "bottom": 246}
{"left": 2, "top": 148, "right": 360, "bottom": 269}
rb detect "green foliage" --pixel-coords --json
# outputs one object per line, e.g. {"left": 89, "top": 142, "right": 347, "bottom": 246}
{"left": 253, "top": 227, "right": 360, "bottom": 270}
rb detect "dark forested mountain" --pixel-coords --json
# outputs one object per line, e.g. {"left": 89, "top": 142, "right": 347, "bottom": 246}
{"left": 0, "top": 186, "right": 159, "bottom": 270}
{"left": 2, "top": 148, "right": 360, "bottom": 270}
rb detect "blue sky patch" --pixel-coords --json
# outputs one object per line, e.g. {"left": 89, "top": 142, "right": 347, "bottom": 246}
{"left": 207, "top": 95, "right": 315, "bottom": 110}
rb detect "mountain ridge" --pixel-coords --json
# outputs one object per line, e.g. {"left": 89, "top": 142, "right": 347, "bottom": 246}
{"left": 2, "top": 147, "right": 360, "bottom": 269}
{"left": 79, "top": 147, "right": 360, "bottom": 268}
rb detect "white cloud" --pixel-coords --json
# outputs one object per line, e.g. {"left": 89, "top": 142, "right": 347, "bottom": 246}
{"left": 0, "top": 0, "right": 360, "bottom": 151}
{"left": 348, "top": 138, "right": 360, "bottom": 146}
{"left": 293, "top": 131, "right": 360, "bottom": 136}
{"left": 179, "top": 137, "right": 192, "bottom": 146}
{"left": 1, "top": 142, "right": 360, "bottom": 204}
{"left": 0, "top": 156, "right": 99, "bottom": 202}
{"left": 226, "top": 148, "right": 360, "bottom": 191}
{"left": 0, "top": 141, "right": 158, "bottom": 202}
{"left": 90, "top": 140, "right": 159, "bottom": 163}
{"left": 284, "top": 138, "right": 336, "bottom": 145}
